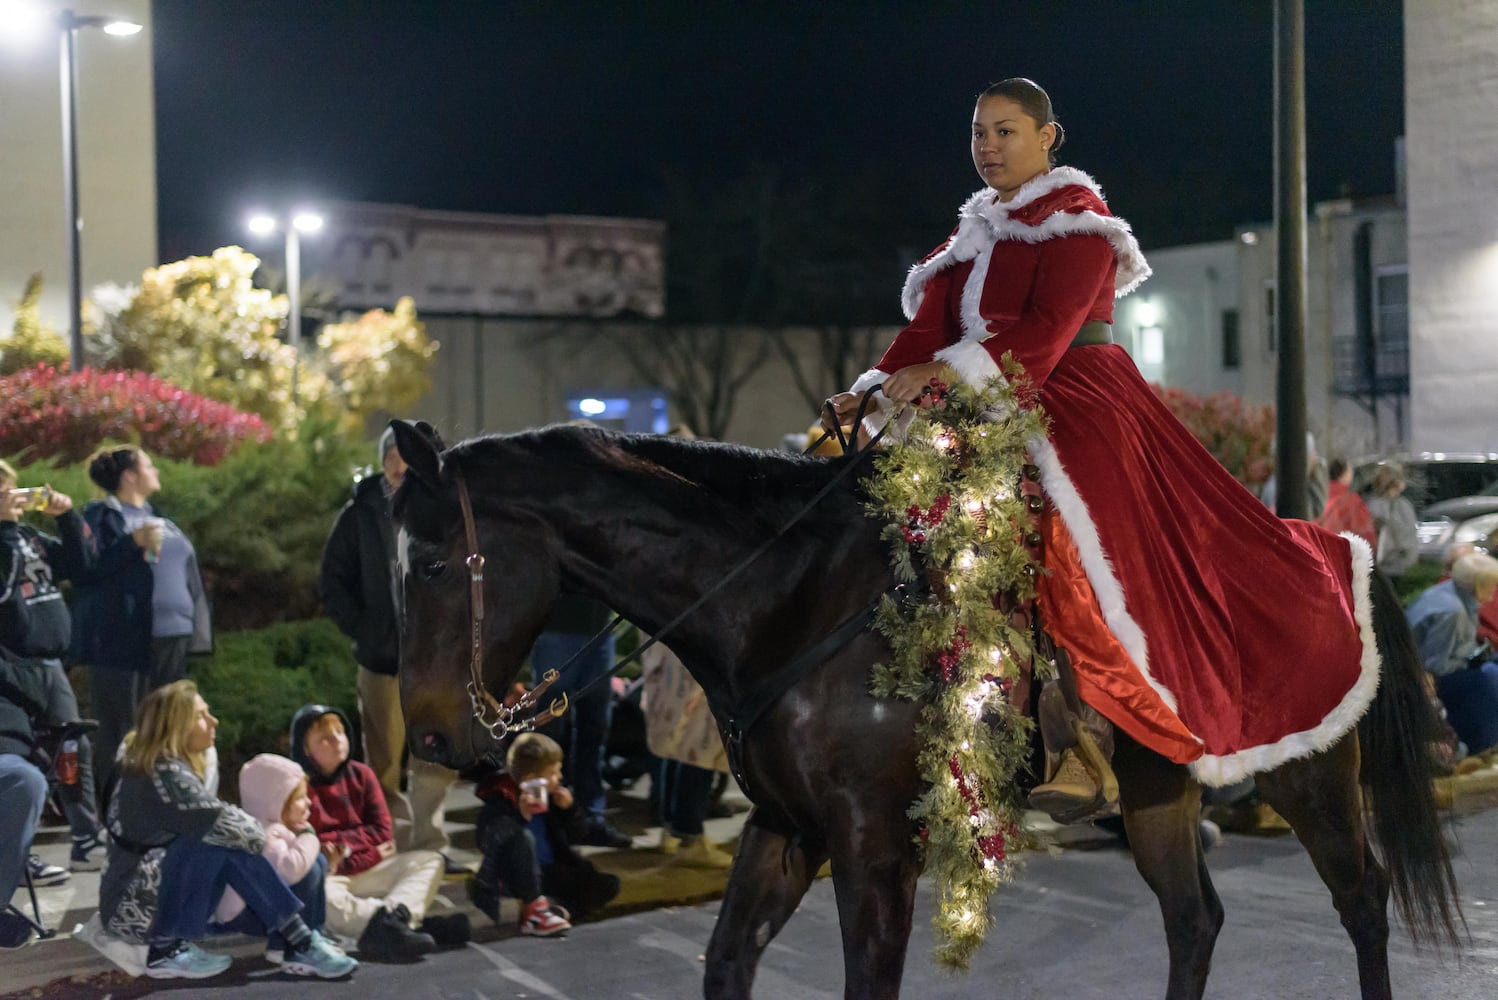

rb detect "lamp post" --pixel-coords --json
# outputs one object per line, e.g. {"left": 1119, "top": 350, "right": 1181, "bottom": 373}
{"left": 247, "top": 211, "right": 324, "bottom": 405}
{"left": 39, "top": 7, "right": 143, "bottom": 371}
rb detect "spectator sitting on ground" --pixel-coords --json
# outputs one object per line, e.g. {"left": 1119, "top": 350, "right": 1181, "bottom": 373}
{"left": 1407, "top": 553, "right": 1498, "bottom": 757}
{"left": 290, "top": 704, "right": 468, "bottom": 958}
{"left": 211, "top": 754, "right": 334, "bottom": 963}
{"left": 1, "top": 460, "right": 107, "bottom": 874}
{"left": 319, "top": 430, "right": 459, "bottom": 868}
{"left": 99, "top": 680, "right": 355, "bottom": 980}
{"left": 0, "top": 648, "right": 51, "bottom": 949}
{"left": 469, "top": 732, "right": 621, "bottom": 936}
{"left": 1315, "top": 456, "right": 1376, "bottom": 550}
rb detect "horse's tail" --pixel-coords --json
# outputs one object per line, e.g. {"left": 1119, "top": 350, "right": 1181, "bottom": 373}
{"left": 1360, "top": 568, "right": 1463, "bottom": 948}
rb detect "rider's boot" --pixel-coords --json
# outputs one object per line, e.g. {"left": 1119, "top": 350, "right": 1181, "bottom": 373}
{"left": 1028, "top": 677, "right": 1120, "bottom": 824}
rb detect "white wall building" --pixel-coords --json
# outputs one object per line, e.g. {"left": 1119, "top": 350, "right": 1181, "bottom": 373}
{"left": 1404, "top": 0, "right": 1498, "bottom": 452}
{"left": 0, "top": 0, "right": 156, "bottom": 335}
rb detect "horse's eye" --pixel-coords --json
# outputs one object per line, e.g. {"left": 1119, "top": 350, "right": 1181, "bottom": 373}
{"left": 420, "top": 560, "right": 446, "bottom": 580}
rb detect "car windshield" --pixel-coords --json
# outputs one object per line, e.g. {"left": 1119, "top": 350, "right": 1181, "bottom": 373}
{"left": 1404, "top": 464, "right": 1498, "bottom": 511}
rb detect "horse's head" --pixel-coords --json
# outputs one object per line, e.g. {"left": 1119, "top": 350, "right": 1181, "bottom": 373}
{"left": 389, "top": 419, "right": 563, "bottom": 770}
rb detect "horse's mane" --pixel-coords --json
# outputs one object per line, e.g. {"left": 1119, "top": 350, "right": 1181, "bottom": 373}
{"left": 450, "top": 424, "right": 876, "bottom": 531}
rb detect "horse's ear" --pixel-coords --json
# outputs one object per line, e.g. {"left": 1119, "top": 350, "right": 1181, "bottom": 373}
{"left": 413, "top": 419, "right": 447, "bottom": 452}
{"left": 390, "top": 419, "right": 442, "bottom": 486}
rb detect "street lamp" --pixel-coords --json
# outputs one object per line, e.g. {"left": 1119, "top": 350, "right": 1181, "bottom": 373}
{"left": 4, "top": 3, "right": 147, "bottom": 370}
{"left": 247, "top": 210, "right": 324, "bottom": 404}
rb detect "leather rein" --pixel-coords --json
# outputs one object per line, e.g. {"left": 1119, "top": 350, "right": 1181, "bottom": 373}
{"left": 446, "top": 388, "right": 892, "bottom": 743}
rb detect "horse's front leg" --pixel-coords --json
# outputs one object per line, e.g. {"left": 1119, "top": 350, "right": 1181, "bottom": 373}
{"left": 704, "top": 808, "right": 829, "bottom": 1000}
{"left": 1114, "top": 734, "right": 1224, "bottom": 1000}
{"left": 826, "top": 813, "right": 921, "bottom": 1000}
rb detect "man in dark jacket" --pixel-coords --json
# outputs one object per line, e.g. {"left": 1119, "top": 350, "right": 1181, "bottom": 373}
{"left": 0, "top": 462, "right": 104, "bottom": 870}
{"left": 319, "top": 430, "right": 458, "bottom": 867}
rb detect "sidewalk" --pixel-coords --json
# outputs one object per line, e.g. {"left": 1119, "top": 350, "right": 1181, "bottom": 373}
{"left": 7, "top": 761, "right": 1498, "bottom": 997}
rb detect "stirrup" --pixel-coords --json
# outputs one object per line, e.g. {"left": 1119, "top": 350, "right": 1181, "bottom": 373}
{"left": 1029, "top": 726, "right": 1119, "bottom": 825}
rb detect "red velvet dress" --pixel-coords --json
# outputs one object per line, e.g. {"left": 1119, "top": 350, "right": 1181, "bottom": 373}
{"left": 849, "top": 168, "right": 1377, "bottom": 786}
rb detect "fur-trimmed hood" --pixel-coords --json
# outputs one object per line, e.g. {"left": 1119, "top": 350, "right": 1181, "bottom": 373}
{"left": 901, "top": 166, "right": 1151, "bottom": 320}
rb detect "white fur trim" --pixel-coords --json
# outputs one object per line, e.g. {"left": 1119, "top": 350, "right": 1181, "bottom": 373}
{"left": 934, "top": 340, "right": 1002, "bottom": 389}
{"left": 1187, "top": 532, "right": 1383, "bottom": 787}
{"left": 1027, "top": 434, "right": 1181, "bottom": 721}
{"left": 900, "top": 166, "right": 1152, "bottom": 320}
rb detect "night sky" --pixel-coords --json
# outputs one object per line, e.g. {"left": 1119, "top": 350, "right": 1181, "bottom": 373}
{"left": 153, "top": 0, "right": 1404, "bottom": 271}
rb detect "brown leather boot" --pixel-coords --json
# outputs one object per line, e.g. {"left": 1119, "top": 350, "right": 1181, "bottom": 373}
{"left": 1028, "top": 683, "right": 1120, "bottom": 824}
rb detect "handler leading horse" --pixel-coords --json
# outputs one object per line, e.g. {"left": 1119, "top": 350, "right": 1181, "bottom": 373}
{"left": 389, "top": 419, "right": 1459, "bottom": 1000}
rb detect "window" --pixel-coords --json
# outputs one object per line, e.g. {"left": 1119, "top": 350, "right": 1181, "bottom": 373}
{"left": 1375, "top": 267, "right": 1408, "bottom": 347}
{"left": 1264, "top": 282, "right": 1277, "bottom": 353}
{"left": 1221, "top": 309, "right": 1241, "bottom": 370}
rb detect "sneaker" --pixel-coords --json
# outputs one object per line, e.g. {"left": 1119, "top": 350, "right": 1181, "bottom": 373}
{"left": 657, "top": 830, "right": 681, "bottom": 856}
{"left": 519, "top": 897, "right": 571, "bottom": 938}
{"left": 282, "top": 931, "right": 359, "bottom": 979}
{"left": 356, "top": 905, "right": 435, "bottom": 960}
{"left": 572, "top": 817, "right": 632, "bottom": 849}
{"left": 0, "top": 910, "right": 36, "bottom": 950}
{"left": 440, "top": 853, "right": 472, "bottom": 879}
{"left": 26, "top": 854, "right": 68, "bottom": 887}
{"left": 418, "top": 913, "right": 471, "bottom": 948}
{"left": 670, "top": 835, "right": 734, "bottom": 870}
{"left": 70, "top": 833, "right": 107, "bottom": 872}
{"left": 144, "top": 940, "right": 232, "bottom": 979}
{"left": 267, "top": 935, "right": 347, "bottom": 965}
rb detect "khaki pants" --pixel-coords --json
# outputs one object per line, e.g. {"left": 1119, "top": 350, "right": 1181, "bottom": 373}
{"left": 356, "top": 667, "right": 459, "bottom": 852}
{"left": 324, "top": 850, "right": 444, "bottom": 938}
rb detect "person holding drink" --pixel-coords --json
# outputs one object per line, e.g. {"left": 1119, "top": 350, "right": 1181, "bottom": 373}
{"left": 0, "top": 458, "right": 107, "bottom": 873}
{"left": 73, "top": 447, "right": 211, "bottom": 785}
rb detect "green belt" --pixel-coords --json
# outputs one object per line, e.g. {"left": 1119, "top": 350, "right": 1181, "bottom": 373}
{"left": 1070, "top": 321, "right": 1113, "bottom": 348}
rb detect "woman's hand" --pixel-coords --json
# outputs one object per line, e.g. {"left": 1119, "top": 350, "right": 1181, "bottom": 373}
{"left": 43, "top": 491, "right": 73, "bottom": 517}
{"left": 881, "top": 361, "right": 956, "bottom": 406}
{"left": 0, "top": 490, "right": 23, "bottom": 524}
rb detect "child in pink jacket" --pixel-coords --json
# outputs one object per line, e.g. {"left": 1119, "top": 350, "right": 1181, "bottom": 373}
{"left": 212, "top": 754, "right": 333, "bottom": 963}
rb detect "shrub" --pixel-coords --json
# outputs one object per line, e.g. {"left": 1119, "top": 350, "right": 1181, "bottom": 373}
{"left": 1151, "top": 385, "right": 1275, "bottom": 490}
{"left": 2, "top": 274, "right": 70, "bottom": 375}
{"left": 7, "top": 415, "right": 369, "bottom": 627}
{"left": 317, "top": 297, "right": 440, "bottom": 433}
{"left": 0, "top": 364, "right": 271, "bottom": 466}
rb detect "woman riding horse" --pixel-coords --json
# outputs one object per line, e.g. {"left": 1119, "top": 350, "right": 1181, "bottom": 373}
{"left": 827, "top": 77, "right": 1378, "bottom": 824}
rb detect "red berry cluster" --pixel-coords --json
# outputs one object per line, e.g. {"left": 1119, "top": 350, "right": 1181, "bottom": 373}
{"left": 933, "top": 626, "right": 972, "bottom": 684}
{"left": 901, "top": 494, "right": 952, "bottom": 545}
{"left": 918, "top": 377, "right": 950, "bottom": 410}
{"left": 948, "top": 754, "right": 1008, "bottom": 863}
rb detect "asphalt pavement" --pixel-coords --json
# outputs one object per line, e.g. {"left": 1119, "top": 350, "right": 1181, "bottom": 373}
{"left": 14, "top": 808, "right": 1494, "bottom": 1000}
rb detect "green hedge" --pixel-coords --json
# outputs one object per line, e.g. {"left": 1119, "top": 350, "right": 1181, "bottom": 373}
{"left": 10, "top": 416, "right": 371, "bottom": 628}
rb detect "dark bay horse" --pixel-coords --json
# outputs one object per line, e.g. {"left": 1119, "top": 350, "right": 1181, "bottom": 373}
{"left": 388, "top": 420, "right": 1460, "bottom": 1000}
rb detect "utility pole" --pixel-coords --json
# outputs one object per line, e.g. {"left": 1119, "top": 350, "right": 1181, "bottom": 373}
{"left": 1274, "top": 0, "right": 1309, "bottom": 520}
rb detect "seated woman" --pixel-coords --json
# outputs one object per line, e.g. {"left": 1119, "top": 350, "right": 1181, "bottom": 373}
{"left": 98, "top": 680, "right": 356, "bottom": 980}
{"left": 1407, "top": 553, "right": 1498, "bottom": 756}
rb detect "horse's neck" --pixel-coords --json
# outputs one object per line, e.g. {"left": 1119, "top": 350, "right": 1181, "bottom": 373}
{"left": 543, "top": 453, "right": 885, "bottom": 708}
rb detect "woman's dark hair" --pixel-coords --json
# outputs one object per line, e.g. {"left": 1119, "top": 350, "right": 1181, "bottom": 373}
{"left": 87, "top": 446, "right": 141, "bottom": 494}
{"left": 1328, "top": 456, "right": 1350, "bottom": 480}
{"left": 979, "top": 77, "right": 1066, "bottom": 166}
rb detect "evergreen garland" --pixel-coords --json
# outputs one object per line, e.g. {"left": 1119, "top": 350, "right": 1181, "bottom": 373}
{"left": 863, "top": 356, "right": 1054, "bottom": 970}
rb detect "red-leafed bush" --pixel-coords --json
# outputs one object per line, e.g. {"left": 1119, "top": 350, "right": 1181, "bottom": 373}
{"left": 0, "top": 364, "right": 272, "bottom": 466}
{"left": 1151, "top": 384, "right": 1275, "bottom": 490}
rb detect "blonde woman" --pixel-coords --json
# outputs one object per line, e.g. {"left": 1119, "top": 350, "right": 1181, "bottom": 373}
{"left": 1366, "top": 463, "right": 1419, "bottom": 581}
{"left": 99, "top": 680, "right": 355, "bottom": 980}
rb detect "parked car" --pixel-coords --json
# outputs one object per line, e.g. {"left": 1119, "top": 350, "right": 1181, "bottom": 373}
{"left": 1354, "top": 452, "right": 1498, "bottom": 563}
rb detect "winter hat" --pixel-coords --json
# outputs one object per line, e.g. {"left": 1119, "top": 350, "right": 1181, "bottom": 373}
{"left": 238, "top": 753, "right": 307, "bottom": 825}
{"left": 289, "top": 703, "right": 357, "bottom": 781}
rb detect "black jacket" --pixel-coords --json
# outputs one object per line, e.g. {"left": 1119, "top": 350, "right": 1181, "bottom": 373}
{"left": 0, "top": 648, "right": 49, "bottom": 757}
{"left": 0, "top": 511, "right": 94, "bottom": 658}
{"left": 319, "top": 475, "right": 400, "bottom": 675}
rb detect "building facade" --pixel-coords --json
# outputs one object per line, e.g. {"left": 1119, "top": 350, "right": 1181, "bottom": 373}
{"left": 0, "top": 0, "right": 156, "bottom": 334}
{"left": 1404, "top": 0, "right": 1498, "bottom": 453}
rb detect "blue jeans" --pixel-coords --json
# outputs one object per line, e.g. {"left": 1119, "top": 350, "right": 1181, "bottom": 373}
{"left": 216, "top": 854, "right": 327, "bottom": 950}
{"left": 657, "top": 759, "right": 714, "bottom": 837}
{"left": 0, "top": 754, "right": 47, "bottom": 903}
{"left": 1437, "top": 661, "right": 1498, "bottom": 755}
{"left": 533, "top": 631, "right": 616, "bottom": 822}
{"left": 152, "top": 837, "right": 303, "bottom": 943}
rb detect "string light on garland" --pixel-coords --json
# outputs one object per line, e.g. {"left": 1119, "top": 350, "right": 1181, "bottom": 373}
{"left": 865, "top": 355, "right": 1055, "bottom": 970}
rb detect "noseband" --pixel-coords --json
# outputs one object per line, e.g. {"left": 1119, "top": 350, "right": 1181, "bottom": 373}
{"left": 452, "top": 464, "right": 568, "bottom": 740}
